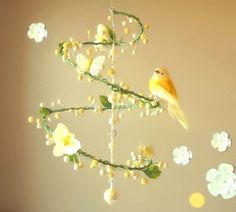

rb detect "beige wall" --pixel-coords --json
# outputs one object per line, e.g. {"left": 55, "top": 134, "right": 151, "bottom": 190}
{"left": 1, "top": 0, "right": 236, "bottom": 211}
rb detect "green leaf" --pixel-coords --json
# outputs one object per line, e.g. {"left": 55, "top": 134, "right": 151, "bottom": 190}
{"left": 40, "top": 107, "right": 53, "bottom": 117}
{"left": 143, "top": 164, "right": 161, "bottom": 179}
{"left": 99, "top": 95, "right": 112, "bottom": 108}
{"left": 59, "top": 41, "right": 65, "bottom": 48}
{"left": 58, "top": 41, "right": 65, "bottom": 56}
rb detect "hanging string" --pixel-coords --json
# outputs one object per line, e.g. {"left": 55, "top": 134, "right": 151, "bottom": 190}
{"left": 109, "top": 0, "right": 116, "bottom": 189}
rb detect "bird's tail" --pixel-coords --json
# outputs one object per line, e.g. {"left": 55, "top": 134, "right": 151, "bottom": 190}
{"left": 168, "top": 104, "right": 188, "bottom": 130}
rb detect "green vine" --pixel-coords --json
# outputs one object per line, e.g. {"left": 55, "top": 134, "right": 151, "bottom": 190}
{"left": 37, "top": 8, "right": 162, "bottom": 180}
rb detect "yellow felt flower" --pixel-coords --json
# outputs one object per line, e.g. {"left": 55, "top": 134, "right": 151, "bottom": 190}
{"left": 52, "top": 123, "right": 81, "bottom": 157}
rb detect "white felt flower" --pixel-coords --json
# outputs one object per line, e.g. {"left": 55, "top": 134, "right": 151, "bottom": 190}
{"left": 173, "top": 146, "right": 192, "bottom": 165}
{"left": 211, "top": 131, "right": 231, "bottom": 152}
{"left": 206, "top": 163, "right": 236, "bottom": 199}
{"left": 27, "top": 23, "right": 47, "bottom": 42}
{"left": 52, "top": 123, "right": 81, "bottom": 157}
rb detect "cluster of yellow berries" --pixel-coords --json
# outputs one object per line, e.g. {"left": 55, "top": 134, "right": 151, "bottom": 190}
{"left": 54, "top": 38, "right": 82, "bottom": 61}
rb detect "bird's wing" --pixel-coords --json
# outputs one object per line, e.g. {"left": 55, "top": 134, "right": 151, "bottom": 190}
{"left": 159, "top": 77, "right": 178, "bottom": 99}
{"left": 157, "top": 87, "right": 179, "bottom": 107}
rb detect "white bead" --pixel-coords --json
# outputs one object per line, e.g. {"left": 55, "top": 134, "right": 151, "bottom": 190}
{"left": 99, "top": 169, "right": 105, "bottom": 176}
{"left": 64, "top": 156, "right": 69, "bottom": 163}
{"left": 104, "top": 188, "right": 118, "bottom": 205}
{"left": 45, "top": 140, "right": 52, "bottom": 146}
{"left": 73, "top": 163, "right": 79, "bottom": 170}
{"left": 27, "top": 116, "right": 34, "bottom": 123}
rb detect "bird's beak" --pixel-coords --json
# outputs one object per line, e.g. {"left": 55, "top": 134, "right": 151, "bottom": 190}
{"left": 155, "top": 69, "right": 160, "bottom": 74}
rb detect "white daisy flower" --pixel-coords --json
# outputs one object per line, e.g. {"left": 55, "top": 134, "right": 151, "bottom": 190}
{"left": 206, "top": 163, "right": 236, "bottom": 199}
{"left": 211, "top": 131, "right": 231, "bottom": 152}
{"left": 173, "top": 146, "right": 192, "bottom": 165}
{"left": 27, "top": 22, "right": 47, "bottom": 43}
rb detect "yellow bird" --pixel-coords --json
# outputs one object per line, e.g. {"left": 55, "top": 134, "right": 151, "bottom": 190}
{"left": 149, "top": 68, "right": 188, "bottom": 130}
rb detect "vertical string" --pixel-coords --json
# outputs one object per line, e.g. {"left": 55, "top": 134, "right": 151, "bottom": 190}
{"left": 109, "top": 0, "right": 115, "bottom": 189}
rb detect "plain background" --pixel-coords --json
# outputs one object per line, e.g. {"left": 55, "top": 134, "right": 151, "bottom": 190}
{"left": 1, "top": 0, "right": 236, "bottom": 211}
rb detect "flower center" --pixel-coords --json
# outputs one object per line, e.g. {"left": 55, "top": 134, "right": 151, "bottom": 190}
{"left": 63, "top": 135, "right": 72, "bottom": 146}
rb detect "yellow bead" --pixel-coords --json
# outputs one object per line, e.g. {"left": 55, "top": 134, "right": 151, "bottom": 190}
{"left": 132, "top": 33, "right": 136, "bottom": 38}
{"left": 27, "top": 116, "right": 34, "bottom": 123}
{"left": 54, "top": 113, "right": 60, "bottom": 119}
{"left": 140, "top": 177, "right": 148, "bottom": 185}
{"left": 87, "top": 96, "right": 94, "bottom": 102}
{"left": 151, "top": 101, "right": 158, "bottom": 107}
{"left": 106, "top": 165, "right": 113, "bottom": 173}
{"left": 119, "top": 81, "right": 125, "bottom": 87}
{"left": 122, "top": 21, "right": 126, "bottom": 26}
{"left": 107, "top": 172, "right": 114, "bottom": 178}
{"left": 39, "top": 102, "right": 44, "bottom": 107}
{"left": 130, "top": 98, "right": 136, "bottom": 104}
{"left": 140, "top": 112, "right": 145, "bottom": 118}
{"left": 129, "top": 171, "right": 135, "bottom": 176}
{"left": 126, "top": 160, "right": 132, "bottom": 166}
{"left": 45, "top": 134, "right": 51, "bottom": 140}
{"left": 140, "top": 34, "right": 145, "bottom": 40}
{"left": 78, "top": 108, "right": 84, "bottom": 114}
{"left": 145, "top": 103, "right": 151, "bottom": 109}
{"left": 124, "top": 28, "right": 129, "bottom": 34}
{"left": 132, "top": 49, "right": 136, "bottom": 55}
{"left": 54, "top": 49, "right": 59, "bottom": 55}
{"left": 129, "top": 18, "right": 133, "bottom": 23}
{"left": 162, "top": 163, "right": 168, "bottom": 169}
{"left": 86, "top": 49, "right": 92, "bottom": 56}
{"left": 78, "top": 161, "right": 83, "bottom": 168}
{"left": 123, "top": 171, "right": 130, "bottom": 178}
{"left": 107, "top": 15, "right": 111, "bottom": 20}
{"left": 107, "top": 68, "right": 115, "bottom": 77}
{"left": 129, "top": 41, "right": 134, "bottom": 46}
{"left": 123, "top": 84, "right": 129, "bottom": 90}
{"left": 77, "top": 74, "right": 83, "bottom": 81}
{"left": 36, "top": 118, "right": 41, "bottom": 124}
{"left": 144, "top": 24, "right": 150, "bottom": 29}
{"left": 138, "top": 101, "right": 145, "bottom": 108}
{"left": 142, "top": 39, "right": 148, "bottom": 44}
{"left": 91, "top": 160, "right": 98, "bottom": 168}
{"left": 87, "top": 78, "right": 93, "bottom": 83}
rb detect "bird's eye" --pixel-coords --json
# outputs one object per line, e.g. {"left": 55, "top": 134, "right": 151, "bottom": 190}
{"left": 161, "top": 72, "right": 164, "bottom": 75}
